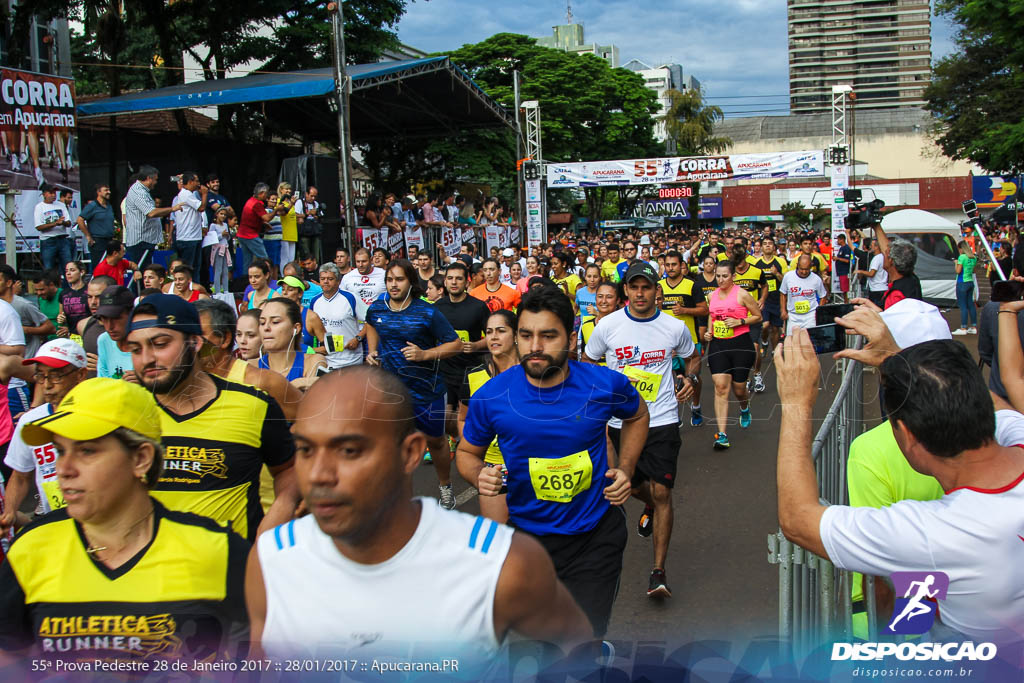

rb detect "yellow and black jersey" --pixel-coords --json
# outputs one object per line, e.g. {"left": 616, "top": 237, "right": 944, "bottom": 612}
{"left": 789, "top": 252, "right": 829, "bottom": 276}
{"left": 659, "top": 277, "right": 705, "bottom": 343}
{"left": 0, "top": 500, "right": 248, "bottom": 662}
{"left": 690, "top": 273, "right": 719, "bottom": 329}
{"left": 579, "top": 318, "right": 605, "bottom": 366}
{"left": 464, "top": 364, "right": 504, "bottom": 466}
{"left": 733, "top": 264, "right": 767, "bottom": 301}
{"left": 754, "top": 256, "right": 788, "bottom": 302}
{"left": 152, "top": 375, "right": 294, "bottom": 541}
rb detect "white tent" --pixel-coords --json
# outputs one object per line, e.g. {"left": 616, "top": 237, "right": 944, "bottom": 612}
{"left": 877, "top": 209, "right": 964, "bottom": 302}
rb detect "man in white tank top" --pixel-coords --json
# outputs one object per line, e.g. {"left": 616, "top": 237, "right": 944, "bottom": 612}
{"left": 247, "top": 367, "right": 592, "bottom": 674}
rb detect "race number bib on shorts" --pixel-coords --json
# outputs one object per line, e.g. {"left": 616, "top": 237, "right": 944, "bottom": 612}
{"left": 621, "top": 365, "right": 662, "bottom": 402}
{"left": 794, "top": 300, "right": 811, "bottom": 315}
{"left": 713, "top": 320, "right": 734, "bottom": 339}
{"left": 528, "top": 450, "right": 593, "bottom": 503}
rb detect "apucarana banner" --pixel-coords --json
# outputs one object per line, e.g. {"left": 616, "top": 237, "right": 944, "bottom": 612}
{"left": 0, "top": 67, "right": 81, "bottom": 254}
{"left": 547, "top": 151, "right": 824, "bottom": 188}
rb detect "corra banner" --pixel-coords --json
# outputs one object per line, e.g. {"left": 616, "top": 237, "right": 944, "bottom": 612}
{"left": 547, "top": 151, "right": 824, "bottom": 187}
{"left": 0, "top": 68, "right": 76, "bottom": 132}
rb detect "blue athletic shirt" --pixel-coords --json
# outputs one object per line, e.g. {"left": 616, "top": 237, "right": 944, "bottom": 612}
{"left": 462, "top": 361, "right": 641, "bottom": 535}
{"left": 575, "top": 286, "right": 597, "bottom": 320}
{"left": 366, "top": 296, "right": 459, "bottom": 405}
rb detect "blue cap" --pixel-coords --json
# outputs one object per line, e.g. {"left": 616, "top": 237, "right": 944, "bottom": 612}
{"left": 128, "top": 294, "right": 202, "bottom": 335}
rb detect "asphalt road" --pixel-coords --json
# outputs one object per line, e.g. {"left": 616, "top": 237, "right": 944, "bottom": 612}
{"left": 412, "top": 303, "right": 982, "bottom": 651}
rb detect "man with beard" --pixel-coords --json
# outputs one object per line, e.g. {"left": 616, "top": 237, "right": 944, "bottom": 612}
{"left": 125, "top": 294, "right": 299, "bottom": 541}
{"left": 456, "top": 286, "right": 649, "bottom": 638}
{"left": 364, "top": 260, "right": 462, "bottom": 509}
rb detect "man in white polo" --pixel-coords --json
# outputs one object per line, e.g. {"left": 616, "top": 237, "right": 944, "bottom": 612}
{"left": 310, "top": 263, "right": 361, "bottom": 369}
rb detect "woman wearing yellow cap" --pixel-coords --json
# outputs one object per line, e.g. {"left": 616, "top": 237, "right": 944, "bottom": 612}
{"left": 0, "top": 378, "right": 248, "bottom": 665}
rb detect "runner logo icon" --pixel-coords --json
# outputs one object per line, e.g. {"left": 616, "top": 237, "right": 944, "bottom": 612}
{"left": 887, "top": 571, "right": 949, "bottom": 635}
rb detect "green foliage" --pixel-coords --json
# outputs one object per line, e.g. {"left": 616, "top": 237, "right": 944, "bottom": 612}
{"left": 663, "top": 87, "right": 730, "bottom": 230}
{"left": 18, "top": 0, "right": 406, "bottom": 138}
{"left": 780, "top": 201, "right": 813, "bottom": 231}
{"left": 925, "top": 0, "right": 1024, "bottom": 173}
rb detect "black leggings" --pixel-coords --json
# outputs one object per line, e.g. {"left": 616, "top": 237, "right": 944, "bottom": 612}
{"left": 707, "top": 333, "right": 756, "bottom": 383}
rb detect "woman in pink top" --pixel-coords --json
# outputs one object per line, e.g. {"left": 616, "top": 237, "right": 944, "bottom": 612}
{"left": 516, "top": 256, "right": 541, "bottom": 295}
{"left": 703, "top": 259, "right": 762, "bottom": 451}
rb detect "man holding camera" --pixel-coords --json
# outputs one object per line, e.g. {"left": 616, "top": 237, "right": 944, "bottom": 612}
{"left": 171, "top": 172, "right": 208, "bottom": 278}
{"left": 295, "top": 187, "right": 322, "bottom": 265}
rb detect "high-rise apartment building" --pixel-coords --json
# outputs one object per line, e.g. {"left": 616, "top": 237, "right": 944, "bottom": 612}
{"left": 788, "top": 0, "right": 931, "bottom": 114}
{"left": 537, "top": 23, "right": 619, "bottom": 68}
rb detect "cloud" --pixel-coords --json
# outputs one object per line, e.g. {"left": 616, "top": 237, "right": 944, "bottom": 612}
{"left": 398, "top": 0, "right": 956, "bottom": 118}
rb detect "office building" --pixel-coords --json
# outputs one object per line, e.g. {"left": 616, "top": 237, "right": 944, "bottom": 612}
{"left": 788, "top": 0, "right": 931, "bottom": 114}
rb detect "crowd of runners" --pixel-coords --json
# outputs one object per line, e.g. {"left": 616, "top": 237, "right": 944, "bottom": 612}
{"left": 0, "top": 173, "right": 1021, "bottom": 676}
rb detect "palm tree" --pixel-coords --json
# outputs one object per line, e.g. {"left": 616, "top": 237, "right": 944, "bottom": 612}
{"left": 662, "top": 88, "right": 731, "bottom": 230}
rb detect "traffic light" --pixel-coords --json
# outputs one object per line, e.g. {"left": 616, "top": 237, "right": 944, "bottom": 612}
{"left": 522, "top": 160, "right": 541, "bottom": 181}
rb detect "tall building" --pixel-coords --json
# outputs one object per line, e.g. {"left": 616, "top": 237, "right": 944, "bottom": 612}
{"left": 537, "top": 23, "right": 619, "bottom": 68}
{"left": 788, "top": 0, "right": 931, "bottom": 114}
{"left": 621, "top": 60, "right": 701, "bottom": 151}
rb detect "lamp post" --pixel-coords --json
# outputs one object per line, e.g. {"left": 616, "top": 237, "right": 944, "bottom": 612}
{"left": 328, "top": 1, "right": 356, "bottom": 250}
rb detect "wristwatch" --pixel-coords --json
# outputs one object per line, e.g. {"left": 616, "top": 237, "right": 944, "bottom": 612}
{"left": 687, "top": 374, "right": 700, "bottom": 386}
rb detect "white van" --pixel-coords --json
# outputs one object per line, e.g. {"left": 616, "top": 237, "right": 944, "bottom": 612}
{"left": 874, "top": 209, "right": 965, "bottom": 303}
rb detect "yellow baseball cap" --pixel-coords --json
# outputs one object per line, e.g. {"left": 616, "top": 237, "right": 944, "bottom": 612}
{"left": 22, "top": 378, "right": 162, "bottom": 446}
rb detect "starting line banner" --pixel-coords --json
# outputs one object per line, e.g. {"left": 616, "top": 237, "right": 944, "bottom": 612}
{"left": 547, "top": 151, "right": 825, "bottom": 188}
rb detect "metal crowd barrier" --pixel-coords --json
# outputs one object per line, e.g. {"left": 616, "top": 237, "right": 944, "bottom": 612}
{"left": 767, "top": 345, "right": 867, "bottom": 657}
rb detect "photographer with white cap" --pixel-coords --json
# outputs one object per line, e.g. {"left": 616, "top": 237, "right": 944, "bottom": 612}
{"left": 775, "top": 301, "right": 1024, "bottom": 661}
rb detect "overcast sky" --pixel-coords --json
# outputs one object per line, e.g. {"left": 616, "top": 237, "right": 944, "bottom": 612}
{"left": 397, "top": 0, "right": 959, "bottom": 117}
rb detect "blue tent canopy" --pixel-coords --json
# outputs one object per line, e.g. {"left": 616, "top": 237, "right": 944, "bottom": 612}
{"left": 77, "top": 57, "right": 514, "bottom": 140}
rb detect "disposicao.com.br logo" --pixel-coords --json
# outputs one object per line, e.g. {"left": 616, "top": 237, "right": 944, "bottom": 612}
{"left": 831, "top": 571, "right": 998, "bottom": 662}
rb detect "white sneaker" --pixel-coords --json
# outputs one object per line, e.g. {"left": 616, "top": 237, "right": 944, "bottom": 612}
{"left": 968, "top": 327, "right": 977, "bottom": 335}
{"left": 438, "top": 484, "right": 455, "bottom": 510}
{"left": 952, "top": 328, "right": 968, "bottom": 336}
{"left": 34, "top": 166, "right": 44, "bottom": 188}
{"left": 9, "top": 154, "right": 19, "bottom": 171}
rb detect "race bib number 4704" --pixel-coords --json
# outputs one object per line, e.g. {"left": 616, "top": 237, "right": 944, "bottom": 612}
{"left": 528, "top": 450, "right": 593, "bottom": 503}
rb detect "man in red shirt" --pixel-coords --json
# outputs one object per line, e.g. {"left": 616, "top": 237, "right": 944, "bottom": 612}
{"left": 238, "top": 182, "right": 280, "bottom": 271}
{"left": 91, "top": 239, "right": 141, "bottom": 286}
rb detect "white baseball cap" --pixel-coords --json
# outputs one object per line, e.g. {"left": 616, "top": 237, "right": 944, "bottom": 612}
{"left": 502, "top": 248, "right": 515, "bottom": 257}
{"left": 639, "top": 235, "right": 651, "bottom": 245}
{"left": 879, "top": 299, "right": 952, "bottom": 349}
{"left": 22, "top": 338, "right": 88, "bottom": 369}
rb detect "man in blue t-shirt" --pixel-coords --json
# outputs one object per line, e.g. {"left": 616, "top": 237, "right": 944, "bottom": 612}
{"left": 834, "top": 233, "right": 853, "bottom": 303}
{"left": 458, "top": 286, "right": 649, "bottom": 638}
{"left": 365, "top": 259, "right": 462, "bottom": 509}
{"left": 77, "top": 185, "right": 116, "bottom": 271}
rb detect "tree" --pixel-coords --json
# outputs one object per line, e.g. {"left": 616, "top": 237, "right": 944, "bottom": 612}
{"left": 662, "top": 88, "right": 731, "bottom": 231}
{"left": 780, "top": 201, "right": 813, "bottom": 232}
{"left": 925, "top": 0, "right": 1024, "bottom": 174}
{"left": 16, "top": 0, "right": 407, "bottom": 139}
{"left": 446, "top": 33, "right": 662, "bottom": 228}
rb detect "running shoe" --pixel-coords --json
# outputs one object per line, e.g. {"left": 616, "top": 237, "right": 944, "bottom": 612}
{"left": 968, "top": 327, "right": 977, "bottom": 335}
{"left": 690, "top": 405, "right": 703, "bottom": 427}
{"left": 637, "top": 506, "right": 653, "bottom": 538}
{"left": 647, "top": 568, "right": 672, "bottom": 598}
{"left": 952, "top": 328, "right": 968, "bottom": 336}
{"left": 422, "top": 450, "right": 432, "bottom": 465}
{"left": 752, "top": 372, "right": 766, "bottom": 393}
{"left": 439, "top": 483, "right": 455, "bottom": 510}
{"left": 740, "top": 407, "right": 752, "bottom": 428}
{"left": 34, "top": 166, "right": 44, "bottom": 189}
{"left": 9, "top": 154, "right": 19, "bottom": 171}
{"left": 713, "top": 432, "right": 730, "bottom": 450}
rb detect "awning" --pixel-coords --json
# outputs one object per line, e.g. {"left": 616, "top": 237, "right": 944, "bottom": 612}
{"left": 77, "top": 57, "right": 514, "bottom": 141}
